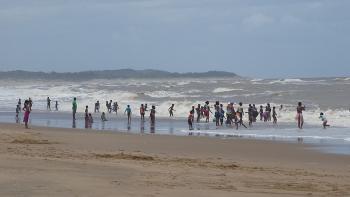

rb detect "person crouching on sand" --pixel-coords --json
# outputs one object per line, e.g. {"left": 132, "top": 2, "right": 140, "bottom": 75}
{"left": 319, "top": 112, "right": 330, "bottom": 129}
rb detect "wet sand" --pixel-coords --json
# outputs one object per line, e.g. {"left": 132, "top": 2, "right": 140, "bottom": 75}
{"left": 0, "top": 123, "right": 349, "bottom": 196}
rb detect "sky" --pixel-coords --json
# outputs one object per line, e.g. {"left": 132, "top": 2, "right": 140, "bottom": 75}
{"left": 0, "top": 0, "right": 349, "bottom": 78}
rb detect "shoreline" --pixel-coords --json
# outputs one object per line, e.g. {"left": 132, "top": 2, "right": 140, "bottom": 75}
{"left": 1, "top": 110, "right": 350, "bottom": 156}
{"left": 0, "top": 122, "right": 349, "bottom": 196}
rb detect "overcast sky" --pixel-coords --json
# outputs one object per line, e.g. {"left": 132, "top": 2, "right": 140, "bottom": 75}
{"left": 0, "top": 0, "right": 349, "bottom": 78}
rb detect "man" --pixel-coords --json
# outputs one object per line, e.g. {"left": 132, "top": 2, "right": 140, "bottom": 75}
{"left": 72, "top": 97, "right": 77, "bottom": 120}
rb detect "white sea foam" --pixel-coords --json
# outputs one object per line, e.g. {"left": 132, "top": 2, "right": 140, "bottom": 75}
{"left": 213, "top": 88, "right": 243, "bottom": 93}
{"left": 144, "top": 91, "right": 186, "bottom": 98}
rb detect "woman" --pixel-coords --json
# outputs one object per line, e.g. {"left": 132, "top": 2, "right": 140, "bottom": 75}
{"left": 296, "top": 102, "right": 305, "bottom": 129}
{"left": 22, "top": 100, "right": 31, "bottom": 129}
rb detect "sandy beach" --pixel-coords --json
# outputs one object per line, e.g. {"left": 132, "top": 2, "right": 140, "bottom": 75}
{"left": 0, "top": 123, "right": 349, "bottom": 197}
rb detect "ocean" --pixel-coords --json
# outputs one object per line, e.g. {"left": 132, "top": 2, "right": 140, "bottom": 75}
{"left": 0, "top": 77, "right": 350, "bottom": 154}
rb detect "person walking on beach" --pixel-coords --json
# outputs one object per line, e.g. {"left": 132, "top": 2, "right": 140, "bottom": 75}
{"left": 72, "top": 97, "right": 77, "bottom": 120}
{"left": 140, "top": 104, "right": 145, "bottom": 121}
{"left": 125, "top": 105, "right": 132, "bottom": 124}
{"left": 272, "top": 106, "right": 277, "bottom": 125}
{"left": 47, "top": 97, "right": 51, "bottom": 110}
{"left": 168, "top": 104, "right": 175, "bottom": 117}
{"left": 22, "top": 100, "right": 31, "bottom": 129}
{"left": 296, "top": 102, "right": 305, "bottom": 129}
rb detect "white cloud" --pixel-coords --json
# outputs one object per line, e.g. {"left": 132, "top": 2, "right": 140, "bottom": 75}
{"left": 242, "top": 13, "right": 275, "bottom": 27}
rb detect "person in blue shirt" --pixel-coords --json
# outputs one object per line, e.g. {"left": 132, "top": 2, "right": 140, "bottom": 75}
{"left": 125, "top": 105, "right": 132, "bottom": 124}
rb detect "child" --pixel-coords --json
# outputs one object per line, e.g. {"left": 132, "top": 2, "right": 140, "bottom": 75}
{"left": 125, "top": 105, "right": 132, "bottom": 124}
{"left": 101, "top": 112, "right": 107, "bottom": 121}
{"left": 319, "top": 112, "right": 330, "bottom": 129}
{"left": 55, "top": 101, "right": 59, "bottom": 111}
{"left": 272, "top": 106, "right": 277, "bottom": 125}
{"left": 188, "top": 111, "right": 194, "bottom": 130}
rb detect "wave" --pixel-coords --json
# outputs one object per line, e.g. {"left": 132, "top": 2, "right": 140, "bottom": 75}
{"left": 213, "top": 88, "right": 243, "bottom": 93}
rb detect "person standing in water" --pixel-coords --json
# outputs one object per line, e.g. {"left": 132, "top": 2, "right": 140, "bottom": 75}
{"left": 18, "top": 99, "right": 22, "bottom": 110}
{"left": 168, "top": 104, "right": 175, "bottom": 117}
{"left": 84, "top": 106, "right": 89, "bottom": 128}
{"left": 150, "top": 106, "right": 156, "bottom": 125}
{"left": 22, "top": 100, "right": 31, "bottom": 129}
{"left": 259, "top": 105, "right": 264, "bottom": 121}
{"left": 125, "top": 105, "right": 132, "bottom": 124}
{"left": 47, "top": 97, "right": 51, "bottom": 110}
{"left": 272, "top": 106, "right": 277, "bottom": 125}
{"left": 16, "top": 104, "right": 21, "bottom": 123}
{"left": 319, "top": 112, "right": 330, "bottom": 129}
{"left": 140, "top": 104, "right": 145, "bottom": 121}
{"left": 219, "top": 104, "right": 225, "bottom": 126}
{"left": 296, "top": 102, "right": 305, "bottom": 129}
{"left": 113, "top": 102, "right": 119, "bottom": 115}
{"left": 55, "top": 101, "right": 59, "bottom": 111}
{"left": 266, "top": 103, "right": 272, "bottom": 121}
{"left": 28, "top": 98, "right": 33, "bottom": 111}
{"left": 196, "top": 104, "right": 201, "bottom": 123}
{"left": 95, "top": 101, "right": 100, "bottom": 113}
{"left": 204, "top": 101, "right": 211, "bottom": 123}
{"left": 188, "top": 111, "right": 194, "bottom": 130}
{"left": 236, "top": 102, "right": 244, "bottom": 125}
{"left": 72, "top": 97, "right": 77, "bottom": 120}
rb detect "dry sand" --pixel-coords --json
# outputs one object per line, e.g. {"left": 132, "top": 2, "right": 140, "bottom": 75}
{"left": 0, "top": 123, "right": 349, "bottom": 197}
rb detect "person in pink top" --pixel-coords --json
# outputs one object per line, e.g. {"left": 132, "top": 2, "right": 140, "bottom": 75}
{"left": 23, "top": 99, "right": 31, "bottom": 129}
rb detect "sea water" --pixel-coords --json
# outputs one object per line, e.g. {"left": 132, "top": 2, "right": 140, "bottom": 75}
{"left": 0, "top": 77, "right": 349, "bottom": 154}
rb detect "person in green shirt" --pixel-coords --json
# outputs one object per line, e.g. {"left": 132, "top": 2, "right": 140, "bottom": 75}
{"left": 72, "top": 97, "right": 77, "bottom": 120}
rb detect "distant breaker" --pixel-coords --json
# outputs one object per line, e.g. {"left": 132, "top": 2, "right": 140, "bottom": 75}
{"left": 0, "top": 69, "right": 239, "bottom": 81}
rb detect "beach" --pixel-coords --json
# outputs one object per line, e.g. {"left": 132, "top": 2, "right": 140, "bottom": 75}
{"left": 0, "top": 123, "right": 349, "bottom": 196}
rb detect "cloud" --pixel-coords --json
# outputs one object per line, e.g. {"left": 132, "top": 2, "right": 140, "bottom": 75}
{"left": 242, "top": 13, "right": 275, "bottom": 28}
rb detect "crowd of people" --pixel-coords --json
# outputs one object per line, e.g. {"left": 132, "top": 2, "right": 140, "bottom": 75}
{"left": 15, "top": 97, "right": 331, "bottom": 130}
